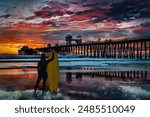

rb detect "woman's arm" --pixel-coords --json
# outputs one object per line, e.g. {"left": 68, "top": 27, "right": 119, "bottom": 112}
{"left": 37, "top": 62, "right": 40, "bottom": 73}
{"left": 47, "top": 52, "right": 54, "bottom": 63}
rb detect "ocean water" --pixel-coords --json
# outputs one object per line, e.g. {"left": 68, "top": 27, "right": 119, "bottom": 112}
{"left": 0, "top": 54, "right": 150, "bottom": 71}
{"left": 0, "top": 54, "right": 150, "bottom": 100}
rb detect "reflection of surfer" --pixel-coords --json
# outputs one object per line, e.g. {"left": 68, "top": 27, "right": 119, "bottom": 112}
{"left": 34, "top": 53, "right": 54, "bottom": 95}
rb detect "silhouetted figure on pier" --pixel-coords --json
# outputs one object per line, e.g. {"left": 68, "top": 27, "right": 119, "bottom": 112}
{"left": 34, "top": 53, "right": 54, "bottom": 96}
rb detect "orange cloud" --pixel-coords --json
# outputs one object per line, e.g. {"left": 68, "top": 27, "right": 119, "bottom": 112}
{"left": 0, "top": 29, "right": 48, "bottom": 54}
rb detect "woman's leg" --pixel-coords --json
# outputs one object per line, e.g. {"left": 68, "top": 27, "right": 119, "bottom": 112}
{"left": 34, "top": 76, "right": 42, "bottom": 95}
{"left": 42, "top": 77, "right": 47, "bottom": 93}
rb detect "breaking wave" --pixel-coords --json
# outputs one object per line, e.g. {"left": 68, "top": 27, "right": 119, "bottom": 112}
{"left": 0, "top": 89, "right": 70, "bottom": 100}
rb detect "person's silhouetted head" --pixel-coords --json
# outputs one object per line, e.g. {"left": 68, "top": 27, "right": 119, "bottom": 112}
{"left": 41, "top": 53, "right": 46, "bottom": 61}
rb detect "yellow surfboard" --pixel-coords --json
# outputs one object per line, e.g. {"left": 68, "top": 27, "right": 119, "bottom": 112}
{"left": 47, "top": 52, "right": 59, "bottom": 93}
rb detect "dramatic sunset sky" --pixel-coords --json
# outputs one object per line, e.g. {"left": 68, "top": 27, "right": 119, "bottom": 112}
{"left": 0, "top": 0, "right": 150, "bottom": 54}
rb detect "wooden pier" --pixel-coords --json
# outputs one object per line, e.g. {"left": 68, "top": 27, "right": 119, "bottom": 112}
{"left": 36, "top": 36, "right": 150, "bottom": 59}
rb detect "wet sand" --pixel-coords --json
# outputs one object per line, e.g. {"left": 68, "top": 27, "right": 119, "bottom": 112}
{"left": 0, "top": 68, "right": 150, "bottom": 100}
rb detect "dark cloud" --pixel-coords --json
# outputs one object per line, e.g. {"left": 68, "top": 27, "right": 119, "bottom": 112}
{"left": 0, "top": 14, "right": 11, "bottom": 18}
{"left": 107, "top": 0, "right": 150, "bottom": 21}
{"left": 33, "top": 6, "right": 64, "bottom": 18}
{"left": 44, "top": 29, "right": 133, "bottom": 42}
{"left": 72, "top": 8, "right": 107, "bottom": 21}
{"left": 140, "top": 22, "right": 150, "bottom": 27}
{"left": 26, "top": 1, "right": 73, "bottom": 19}
{"left": 91, "top": 17, "right": 105, "bottom": 23}
{"left": 133, "top": 28, "right": 150, "bottom": 36}
{"left": 69, "top": 1, "right": 80, "bottom": 4}
{"left": 81, "top": 0, "right": 123, "bottom": 8}
{"left": 82, "top": 3, "right": 100, "bottom": 7}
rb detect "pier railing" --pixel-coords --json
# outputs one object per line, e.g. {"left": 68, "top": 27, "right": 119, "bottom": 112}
{"left": 36, "top": 36, "right": 150, "bottom": 59}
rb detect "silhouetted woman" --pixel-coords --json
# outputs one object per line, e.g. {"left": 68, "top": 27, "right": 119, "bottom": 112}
{"left": 34, "top": 52, "right": 54, "bottom": 95}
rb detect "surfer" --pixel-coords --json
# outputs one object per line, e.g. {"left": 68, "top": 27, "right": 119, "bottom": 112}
{"left": 34, "top": 52, "right": 54, "bottom": 96}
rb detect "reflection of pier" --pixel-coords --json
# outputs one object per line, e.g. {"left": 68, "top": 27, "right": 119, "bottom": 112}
{"left": 66, "top": 72, "right": 82, "bottom": 83}
{"left": 65, "top": 70, "right": 149, "bottom": 83}
{"left": 36, "top": 36, "right": 150, "bottom": 59}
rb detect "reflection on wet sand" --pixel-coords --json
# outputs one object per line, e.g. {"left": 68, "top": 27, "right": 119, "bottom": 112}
{"left": 57, "top": 68, "right": 150, "bottom": 100}
{"left": 0, "top": 68, "right": 150, "bottom": 99}
{"left": 65, "top": 70, "right": 149, "bottom": 83}
{"left": 66, "top": 72, "right": 82, "bottom": 83}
